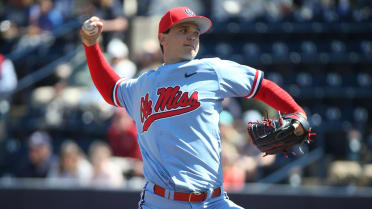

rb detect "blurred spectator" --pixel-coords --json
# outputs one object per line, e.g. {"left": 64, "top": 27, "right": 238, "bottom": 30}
{"left": 346, "top": 129, "right": 363, "bottom": 161}
{"left": 0, "top": 19, "right": 20, "bottom": 53}
{"left": 222, "top": 141, "right": 245, "bottom": 192}
{"left": 0, "top": 54, "right": 17, "bottom": 96}
{"left": 241, "top": 110, "right": 276, "bottom": 181}
{"left": 106, "top": 108, "right": 143, "bottom": 187}
{"left": 219, "top": 110, "right": 246, "bottom": 191}
{"left": 30, "top": 63, "right": 75, "bottom": 129}
{"left": 242, "top": 110, "right": 262, "bottom": 125}
{"left": 29, "top": 0, "right": 63, "bottom": 31}
{"left": 2, "top": 0, "right": 33, "bottom": 27}
{"left": 44, "top": 63, "right": 72, "bottom": 127}
{"left": 107, "top": 38, "right": 137, "bottom": 79}
{"left": 15, "top": 131, "right": 57, "bottom": 178}
{"left": 12, "top": 24, "right": 52, "bottom": 55}
{"left": 8, "top": 0, "right": 61, "bottom": 58}
{"left": 136, "top": 0, "right": 151, "bottom": 16}
{"left": 219, "top": 110, "right": 245, "bottom": 149}
{"left": 107, "top": 108, "right": 141, "bottom": 160}
{"left": 241, "top": 148, "right": 276, "bottom": 182}
{"left": 135, "top": 39, "right": 162, "bottom": 75}
{"left": 48, "top": 140, "right": 92, "bottom": 185}
{"left": 53, "top": 0, "right": 78, "bottom": 21}
{"left": 222, "top": 98, "right": 242, "bottom": 119}
{"left": 82, "top": 0, "right": 128, "bottom": 47}
{"left": 1, "top": 0, "right": 33, "bottom": 53}
{"left": 0, "top": 54, "right": 17, "bottom": 141}
{"left": 88, "top": 140, "right": 125, "bottom": 187}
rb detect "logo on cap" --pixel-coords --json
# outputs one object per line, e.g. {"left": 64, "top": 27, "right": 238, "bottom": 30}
{"left": 184, "top": 8, "right": 195, "bottom": 17}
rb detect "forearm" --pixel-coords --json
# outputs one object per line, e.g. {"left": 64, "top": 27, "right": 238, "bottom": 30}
{"left": 254, "top": 79, "right": 306, "bottom": 117}
{"left": 84, "top": 43, "right": 120, "bottom": 105}
{"left": 102, "top": 17, "right": 128, "bottom": 32}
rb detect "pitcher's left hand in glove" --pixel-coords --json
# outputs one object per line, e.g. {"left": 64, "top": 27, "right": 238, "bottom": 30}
{"left": 247, "top": 112, "right": 315, "bottom": 156}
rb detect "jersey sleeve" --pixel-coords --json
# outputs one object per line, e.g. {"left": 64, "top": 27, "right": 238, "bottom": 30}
{"left": 112, "top": 78, "right": 138, "bottom": 118}
{"left": 210, "top": 58, "right": 264, "bottom": 99}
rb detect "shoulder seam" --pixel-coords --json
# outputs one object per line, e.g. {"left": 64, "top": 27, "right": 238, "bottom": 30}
{"left": 204, "top": 59, "right": 222, "bottom": 95}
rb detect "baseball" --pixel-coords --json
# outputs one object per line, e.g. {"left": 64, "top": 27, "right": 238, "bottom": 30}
{"left": 83, "top": 20, "right": 98, "bottom": 36}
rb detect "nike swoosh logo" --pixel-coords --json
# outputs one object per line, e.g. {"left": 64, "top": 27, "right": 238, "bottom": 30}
{"left": 184, "top": 72, "right": 197, "bottom": 78}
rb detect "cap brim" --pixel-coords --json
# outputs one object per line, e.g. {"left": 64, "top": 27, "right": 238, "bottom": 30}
{"left": 174, "top": 16, "right": 212, "bottom": 34}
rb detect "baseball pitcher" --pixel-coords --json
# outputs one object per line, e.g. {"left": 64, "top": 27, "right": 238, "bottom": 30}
{"left": 81, "top": 7, "right": 313, "bottom": 209}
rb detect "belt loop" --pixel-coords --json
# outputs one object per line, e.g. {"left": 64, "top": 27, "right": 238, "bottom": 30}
{"left": 206, "top": 187, "right": 213, "bottom": 200}
{"left": 188, "top": 193, "right": 192, "bottom": 202}
{"left": 168, "top": 190, "right": 174, "bottom": 200}
{"left": 209, "top": 186, "right": 222, "bottom": 200}
{"left": 166, "top": 190, "right": 171, "bottom": 199}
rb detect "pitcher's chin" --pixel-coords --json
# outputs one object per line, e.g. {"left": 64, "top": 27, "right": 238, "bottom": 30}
{"left": 183, "top": 53, "right": 197, "bottom": 61}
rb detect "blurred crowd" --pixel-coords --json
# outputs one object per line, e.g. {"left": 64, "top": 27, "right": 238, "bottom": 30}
{"left": 211, "top": 0, "right": 372, "bottom": 22}
{"left": 1, "top": 0, "right": 372, "bottom": 192}
{"left": 13, "top": 129, "right": 143, "bottom": 189}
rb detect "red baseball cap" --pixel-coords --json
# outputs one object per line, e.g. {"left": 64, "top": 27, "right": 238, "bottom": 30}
{"left": 158, "top": 7, "right": 212, "bottom": 34}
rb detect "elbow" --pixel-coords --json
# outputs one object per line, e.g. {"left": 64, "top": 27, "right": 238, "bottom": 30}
{"left": 103, "top": 97, "right": 115, "bottom": 106}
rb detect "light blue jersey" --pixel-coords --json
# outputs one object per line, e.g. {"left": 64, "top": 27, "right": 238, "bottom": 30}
{"left": 113, "top": 58, "right": 263, "bottom": 193}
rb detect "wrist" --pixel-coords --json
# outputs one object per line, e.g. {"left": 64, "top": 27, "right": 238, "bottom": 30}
{"left": 80, "top": 30, "right": 99, "bottom": 47}
{"left": 82, "top": 40, "right": 98, "bottom": 47}
{"left": 297, "top": 112, "right": 307, "bottom": 120}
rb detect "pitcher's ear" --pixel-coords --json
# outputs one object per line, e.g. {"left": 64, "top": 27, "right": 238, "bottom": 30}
{"left": 158, "top": 33, "right": 166, "bottom": 45}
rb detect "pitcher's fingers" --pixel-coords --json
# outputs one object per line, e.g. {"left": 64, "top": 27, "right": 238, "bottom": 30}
{"left": 89, "top": 16, "right": 100, "bottom": 22}
{"left": 92, "top": 21, "right": 103, "bottom": 33}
